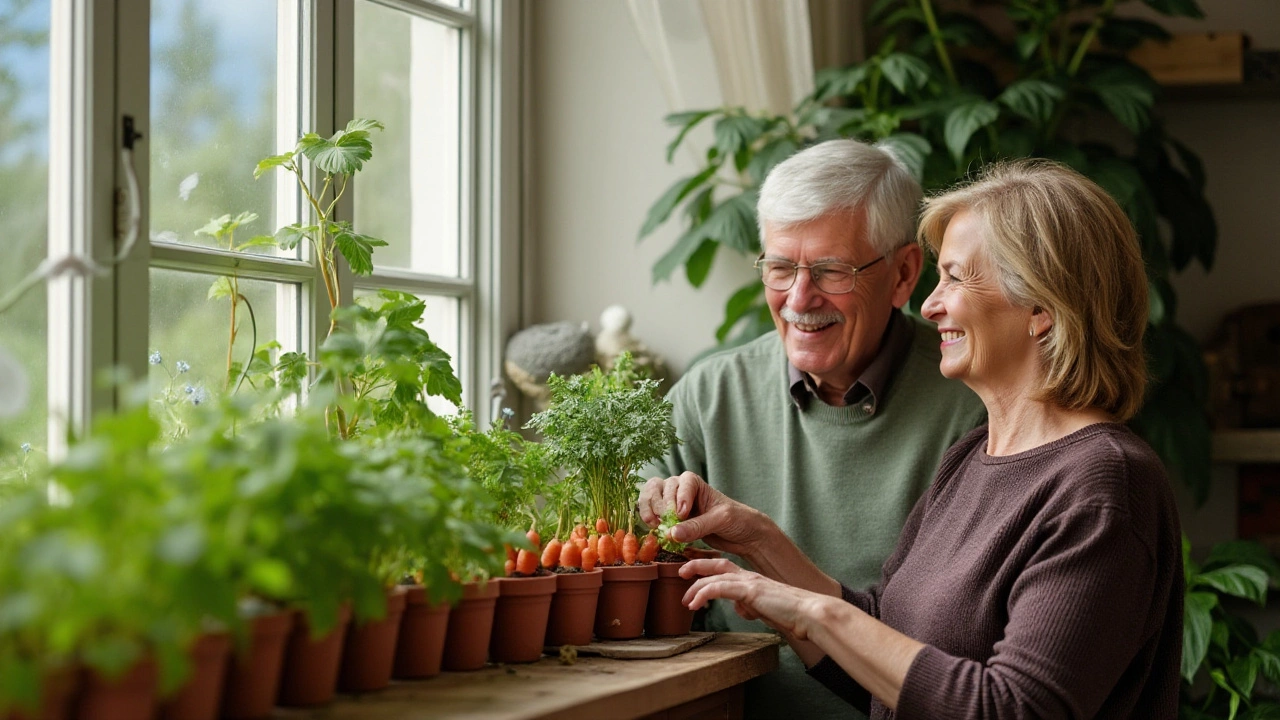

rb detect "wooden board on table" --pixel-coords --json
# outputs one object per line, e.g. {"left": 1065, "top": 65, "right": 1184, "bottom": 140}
{"left": 553, "top": 631, "right": 716, "bottom": 659}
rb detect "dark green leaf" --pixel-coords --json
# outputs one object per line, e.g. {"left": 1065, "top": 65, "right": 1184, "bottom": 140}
{"left": 684, "top": 240, "right": 718, "bottom": 288}
{"left": 665, "top": 110, "right": 717, "bottom": 163}
{"left": 1170, "top": 138, "right": 1207, "bottom": 191}
{"left": 879, "top": 6, "right": 925, "bottom": 31}
{"left": 1086, "top": 63, "right": 1157, "bottom": 134}
{"left": 747, "top": 138, "right": 798, "bottom": 185}
{"left": 640, "top": 166, "right": 718, "bottom": 240}
{"left": 878, "top": 133, "right": 931, "bottom": 181}
{"left": 1147, "top": 279, "right": 1166, "bottom": 326}
{"left": 997, "top": 79, "right": 1065, "bottom": 125}
{"left": 298, "top": 128, "right": 376, "bottom": 175}
{"left": 1195, "top": 565, "right": 1270, "bottom": 604}
{"left": 1182, "top": 590, "right": 1217, "bottom": 681}
{"left": 1204, "top": 540, "right": 1280, "bottom": 581}
{"left": 713, "top": 115, "right": 769, "bottom": 159}
{"left": 715, "top": 282, "right": 765, "bottom": 344}
{"left": 880, "top": 53, "right": 931, "bottom": 94}
{"left": 699, "top": 190, "right": 759, "bottom": 253}
{"left": 866, "top": 0, "right": 902, "bottom": 23}
{"left": 1253, "top": 646, "right": 1280, "bottom": 687}
{"left": 652, "top": 225, "right": 709, "bottom": 283}
{"left": 943, "top": 100, "right": 999, "bottom": 163}
{"left": 815, "top": 65, "right": 870, "bottom": 102}
{"left": 333, "top": 227, "right": 387, "bottom": 276}
{"left": 1015, "top": 33, "right": 1042, "bottom": 60}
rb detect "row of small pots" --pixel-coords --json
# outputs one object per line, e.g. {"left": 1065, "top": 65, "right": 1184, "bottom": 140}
{"left": 6, "top": 562, "right": 696, "bottom": 720}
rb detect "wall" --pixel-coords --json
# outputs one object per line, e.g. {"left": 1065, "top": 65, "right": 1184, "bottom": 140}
{"left": 528, "top": 0, "right": 1280, "bottom": 552}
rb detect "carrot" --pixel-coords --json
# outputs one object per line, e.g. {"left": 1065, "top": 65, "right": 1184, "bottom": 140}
{"left": 621, "top": 532, "right": 639, "bottom": 565}
{"left": 572, "top": 536, "right": 587, "bottom": 550}
{"left": 559, "top": 540, "right": 582, "bottom": 569}
{"left": 505, "top": 544, "right": 517, "bottom": 564}
{"left": 595, "top": 518, "right": 609, "bottom": 534}
{"left": 504, "top": 558, "right": 516, "bottom": 576}
{"left": 515, "top": 549, "right": 538, "bottom": 575}
{"left": 541, "top": 539, "right": 563, "bottom": 571}
{"left": 586, "top": 533, "right": 599, "bottom": 554}
{"left": 613, "top": 528, "right": 626, "bottom": 550}
{"left": 572, "top": 524, "right": 588, "bottom": 541}
{"left": 598, "top": 534, "right": 618, "bottom": 566}
{"left": 526, "top": 529, "right": 541, "bottom": 551}
{"left": 637, "top": 533, "right": 659, "bottom": 563}
{"left": 581, "top": 545, "right": 598, "bottom": 572}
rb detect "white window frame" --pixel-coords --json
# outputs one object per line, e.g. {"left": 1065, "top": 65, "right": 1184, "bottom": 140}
{"left": 41, "top": 0, "right": 523, "bottom": 448}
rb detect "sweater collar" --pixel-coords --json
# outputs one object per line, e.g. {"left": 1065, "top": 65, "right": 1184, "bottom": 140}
{"left": 788, "top": 309, "right": 913, "bottom": 413}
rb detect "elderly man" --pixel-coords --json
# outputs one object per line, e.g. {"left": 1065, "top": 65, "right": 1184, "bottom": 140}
{"left": 640, "top": 139, "right": 985, "bottom": 719}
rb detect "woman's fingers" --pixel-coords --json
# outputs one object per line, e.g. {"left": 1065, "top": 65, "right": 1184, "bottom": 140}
{"left": 680, "top": 557, "right": 741, "bottom": 579}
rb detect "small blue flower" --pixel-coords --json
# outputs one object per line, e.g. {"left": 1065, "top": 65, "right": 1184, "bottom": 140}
{"left": 20, "top": 443, "right": 31, "bottom": 454}
{"left": 501, "top": 407, "right": 515, "bottom": 419}
{"left": 189, "top": 386, "right": 208, "bottom": 406}
{"left": 149, "top": 351, "right": 163, "bottom": 365}
{"left": 176, "top": 360, "right": 190, "bottom": 374}
{"left": 184, "top": 384, "right": 195, "bottom": 394}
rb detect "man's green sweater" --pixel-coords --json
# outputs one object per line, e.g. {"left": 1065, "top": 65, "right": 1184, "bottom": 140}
{"left": 648, "top": 315, "right": 985, "bottom": 719}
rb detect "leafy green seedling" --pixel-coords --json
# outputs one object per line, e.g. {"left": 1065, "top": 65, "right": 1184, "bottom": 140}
{"left": 656, "top": 508, "right": 688, "bottom": 555}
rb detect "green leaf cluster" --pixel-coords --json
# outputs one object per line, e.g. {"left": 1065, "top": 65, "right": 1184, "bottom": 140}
{"left": 1181, "top": 538, "right": 1280, "bottom": 719}
{"left": 655, "top": 508, "right": 689, "bottom": 556}
{"left": 450, "top": 409, "right": 555, "bottom": 537}
{"left": 526, "top": 353, "right": 679, "bottom": 535}
{"left": 642, "top": 0, "right": 1218, "bottom": 503}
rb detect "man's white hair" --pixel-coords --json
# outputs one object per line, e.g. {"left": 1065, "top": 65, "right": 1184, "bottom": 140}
{"left": 757, "top": 139, "right": 922, "bottom": 256}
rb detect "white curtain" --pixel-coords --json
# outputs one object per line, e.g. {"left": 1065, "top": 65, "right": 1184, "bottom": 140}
{"left": 627, "top": 0, "right": 864, "bottom": 116}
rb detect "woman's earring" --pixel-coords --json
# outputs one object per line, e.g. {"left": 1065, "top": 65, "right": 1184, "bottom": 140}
{"left": 1029, "top": 325, "right": 1036, "bottom": 338}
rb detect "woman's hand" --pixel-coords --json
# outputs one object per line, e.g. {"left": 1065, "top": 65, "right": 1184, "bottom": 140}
{"left": 679, "top": 558, "right": 823, "bottom": 642}
{"left": 637, "top": 471, "right": 770, "bottom": 559}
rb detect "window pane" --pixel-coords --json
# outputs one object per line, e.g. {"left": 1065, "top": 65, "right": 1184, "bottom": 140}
{"left": 149, "top": 269, "right": 295, "bottom": 435}
{"left": 149, "top": 0, "right": 279, "bottom": 254}
{"left": 0, "top": 0, "right": 49, "bottom": 471}
{"left": 353, "top": 2, "right": 461, "bottom": 277}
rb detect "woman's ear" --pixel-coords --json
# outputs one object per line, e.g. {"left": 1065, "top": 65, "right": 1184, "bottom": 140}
{"left": 1031, "top": 306, "right": 1053, "bottom": 336}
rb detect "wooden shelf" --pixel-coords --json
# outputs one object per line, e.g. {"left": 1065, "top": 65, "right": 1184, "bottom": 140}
{"left": 276, "top": 632, "right": 781, "bottom": 720}
{"left": 1159, "top": 81, "right": 1280, "bottom": 102}
{"left": 1213, "top": 429, "right": 1280, "bottom": 464}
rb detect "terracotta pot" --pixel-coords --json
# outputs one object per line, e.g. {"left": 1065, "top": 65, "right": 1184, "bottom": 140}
{"left": 6, "top": 665, "right": 77, "bottom": 720}
{"left": 594, "top": 564, "right": 658, "bottom": 640}
{"left": 219, "top": 610, "right": 293, "bottom": 720}
{"left": 544, "top": 569, "right": 603, "bottom": 647}
{"left": 276, "top": 603, "right": 353, "bottom": 707}
{"left": 441, "top": 580, "right": 500, "bottom": 672}
{"left": 337, "top": 588, "right": 408, "bottom": 693}
{"left": 158, "top": 632, "right": 232, "bottom": 720}
{"left": 645, "top": 561, "right": 696, "bottom": 637}
{"left": 393, "top": 586, "right": 451, "bottom": 679}
{"left": 489, "top": 574, "right": 557, "bottom": 663}
{"left": 74, "top": 657, "right": 158, "bottom": 720}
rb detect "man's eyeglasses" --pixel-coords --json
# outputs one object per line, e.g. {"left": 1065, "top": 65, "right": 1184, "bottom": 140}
{"left": 753, "top": 256, "right": 885, "bottom": 295}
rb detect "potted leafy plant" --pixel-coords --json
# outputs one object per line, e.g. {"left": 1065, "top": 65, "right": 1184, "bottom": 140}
{"left": 526, "top": 353, "right": 678, "bottom": 640}
{"left": 450, "top": 410, "right": 560, "bottom": 664}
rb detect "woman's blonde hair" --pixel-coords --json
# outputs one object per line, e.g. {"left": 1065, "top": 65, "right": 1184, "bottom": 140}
{"left": 918, "top": 159, "right": 1148, "bottom": 421}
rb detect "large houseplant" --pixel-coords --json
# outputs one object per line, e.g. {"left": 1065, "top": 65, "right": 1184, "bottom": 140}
{"left": 640, "top": 0, "right": 1216, "bottom": 505}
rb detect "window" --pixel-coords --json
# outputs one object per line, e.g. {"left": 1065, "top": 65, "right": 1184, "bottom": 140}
{"left": 0, "top": 0, "right": 49, "bottom": 474}
{"left": 4, "top": 0, "right": 521, "bottom": 458}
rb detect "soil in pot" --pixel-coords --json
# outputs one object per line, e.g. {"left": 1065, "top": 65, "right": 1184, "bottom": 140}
{"left": 337, "top": 587, "right": 408, "bottom": 693}
{"left": 489, "top": 573, "right": 557, "bottom": 663}
{"left": 6, "top": 665, "right": 78, "bottom": 720}
{"left": 441, "top": 580, "right": 500, "bottom": 672}
{"left": 276, "top": 603, "right": 353, "bottom": 707}
{"left": 645, "top": 559, "right": 696, "bottom": 637}
{"left": 594, "top": 563, "right": 658, "bottom": 640}
{"left": 158, "top": 632, "right": 232, "bottom": 720}
{"left": 74, "top": 656, "right": 158, "bottom": 720}
{"left": 393, "top": 585, "right": 450, "bottom": 679}
{"left": 544, "top": 568, "right": 603, "bottom": 647}
{"left": 220, "top": 609, "right": 293, "bottom": 720}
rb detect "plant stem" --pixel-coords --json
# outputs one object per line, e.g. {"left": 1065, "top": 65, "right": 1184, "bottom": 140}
{"left": 1066, "top": 0, "right": 1114, "bottom": 78}
{"left": 232, "top": 295, "right": 257, "bottom": 394}
{"left": 918, "top": 0, "right": 956, "bottom": 85}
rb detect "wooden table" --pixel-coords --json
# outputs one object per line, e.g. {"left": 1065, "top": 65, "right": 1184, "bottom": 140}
{"left": 277, "top": 632, "right": 781, "bottom": 720}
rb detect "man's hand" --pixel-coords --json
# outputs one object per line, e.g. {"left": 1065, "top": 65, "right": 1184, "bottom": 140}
{"left": 638, "top": 471, "right": 772, "bottom": 560}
